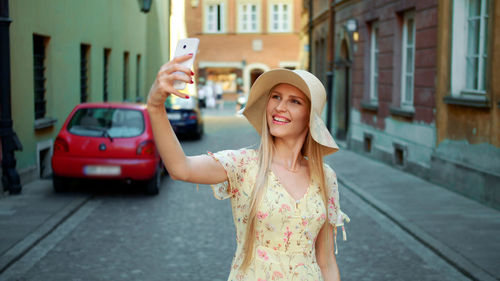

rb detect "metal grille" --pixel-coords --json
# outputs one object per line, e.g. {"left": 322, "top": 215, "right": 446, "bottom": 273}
{"left": 80, "top": 44, "right": 90, "bottom": 103}
{"left": 123, "top": 51, "right": 129, "bottom": 101}
{"left": 33, "top": 35, "right": 47, "bottom": 119}
{"left": 103, "top": 48, "right": 111, "bottom": 102}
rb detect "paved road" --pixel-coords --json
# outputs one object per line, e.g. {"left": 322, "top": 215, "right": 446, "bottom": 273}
{"left": 3, "top": 115, "right": 468, "bottom": 281}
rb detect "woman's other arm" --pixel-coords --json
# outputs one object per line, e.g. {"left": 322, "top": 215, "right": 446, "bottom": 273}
{"left": 316, "top": 224, "right": 341, "bottom": 281}
{"left": 147, "top": 55, "right": 227, "bottom": 184}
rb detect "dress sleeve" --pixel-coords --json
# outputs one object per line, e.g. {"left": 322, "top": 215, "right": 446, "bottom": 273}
{"left": 207, "top": 148, "right": 250, "bottom": 200}
{"left": 324, "top": 164, "right": 350, "bottom": 254}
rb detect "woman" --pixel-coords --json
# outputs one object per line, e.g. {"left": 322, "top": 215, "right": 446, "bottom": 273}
{"left": 147, "top": 54, "right": 349, "bottom": 281}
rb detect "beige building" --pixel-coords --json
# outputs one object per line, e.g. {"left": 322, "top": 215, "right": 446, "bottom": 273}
{"left": 184, "top": 0, "right": 303, "bottom": 96}
{"left": 2, "top": 0, "right": 170, "bottom": 188}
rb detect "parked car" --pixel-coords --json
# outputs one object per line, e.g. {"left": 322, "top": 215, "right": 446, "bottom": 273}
{"left": 166, "top": 96, "right": 204, "bottom": 139}
{"left": 51, "top": 103, "right": 162, "bottom": 195}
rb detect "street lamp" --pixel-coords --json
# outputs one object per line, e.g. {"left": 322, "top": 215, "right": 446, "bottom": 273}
{"left": 138, "top": 0, "right": 152, "bottom": 13}
{"left": 345, "top": 19, "right": 359, "bottom": 42}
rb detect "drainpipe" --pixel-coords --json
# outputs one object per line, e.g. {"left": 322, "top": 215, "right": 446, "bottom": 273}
{"left": 325, "top": 0, "right": 335, "bottom": 132}
{"left": 307, "top": 0, "right": 313, "bottom": 72}
{"left": 0, "top": 0, "right": 23, "bottom": 194}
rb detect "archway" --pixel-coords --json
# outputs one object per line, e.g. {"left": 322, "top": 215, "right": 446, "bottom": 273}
{"left": 333, "top": 37, "right": 352, "bottom": 140}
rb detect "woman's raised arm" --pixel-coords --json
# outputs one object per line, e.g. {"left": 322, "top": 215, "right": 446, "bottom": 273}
{"left": 146, "top": 55, "right": 227, "bottom": 184}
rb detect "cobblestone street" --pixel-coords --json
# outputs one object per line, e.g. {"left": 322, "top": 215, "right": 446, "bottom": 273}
{"left": 1, "top": 114, "right": 473, "bottom": 281}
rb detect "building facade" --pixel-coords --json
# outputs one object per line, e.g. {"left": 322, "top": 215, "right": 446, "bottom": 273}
{"left": 304, "top": 0, "right": 500, "bottom": 209}
{"left": 433, "top": 0, "right": 500, "bottom": 209}
{"left": 2, "top": 0, "right": 170, "bottom": 188}
{"left": 185, "top": 0, "right": 303, "bottom": 96}
{"left": 333, "top": 0, "right": 439, "bottom": 179}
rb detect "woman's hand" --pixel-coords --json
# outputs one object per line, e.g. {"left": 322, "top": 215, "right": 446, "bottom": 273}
{"left": 147, "top": 54, "right": 194, "bottom": 110}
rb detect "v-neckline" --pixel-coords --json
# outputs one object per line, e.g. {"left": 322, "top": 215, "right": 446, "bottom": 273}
{"left": 269, "top": 168, "right": 312, "bottom": 203}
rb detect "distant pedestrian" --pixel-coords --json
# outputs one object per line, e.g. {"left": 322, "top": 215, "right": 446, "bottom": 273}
{"left": 147, "top": 54, "right": 349, "bottom": 281}
{"left": 197, "top": 82, "right": 206, "bottom": 108}
{"left": 205, "top": 80, "right": 216, "bottom": 109}
{"left": 215, "top": 81, "right": 224, "bottom": 111}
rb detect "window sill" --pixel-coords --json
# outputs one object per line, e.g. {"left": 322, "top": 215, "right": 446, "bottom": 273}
{"left": 443, "top": 95, "right": 490, "bottom": 108}
{"left": 389, "top": 105, "right": 415, "bottom": 118}
{"left": 34, "top": 117, "right": 57, "bottom": 130}
{"left": 361, "top": 101, "right": 378, "bottom": 111}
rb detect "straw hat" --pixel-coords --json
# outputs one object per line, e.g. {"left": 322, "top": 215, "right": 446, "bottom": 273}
{"left": 242, "top": 69, "right": 339, "bottom": 156}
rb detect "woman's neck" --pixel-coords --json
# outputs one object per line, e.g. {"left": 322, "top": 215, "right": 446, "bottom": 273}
{"left": 272, "top": 133, "right": 307, "bottom": 172}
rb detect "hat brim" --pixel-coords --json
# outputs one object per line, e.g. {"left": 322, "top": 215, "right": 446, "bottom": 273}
{"left": 242, "top": 69, "right": 339, "bottom": 156}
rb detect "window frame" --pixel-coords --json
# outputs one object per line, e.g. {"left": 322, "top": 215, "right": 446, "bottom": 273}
{"left": 33, "top": 34, "right": 48, "bottom": 120}
{"left": 369, "top": 21, "right": 379, "bottom": 103}
{"left": 238, "top": 2, "right": 260, "bottom": 33}
{"left": 268, "top": 2, "right": 292, "bottom": 33}
{"left": 80, "top": 44, "right": 90, "bottom": 103}
{"left": 204, "top": 1, "right": 226, "bottom": 34}
{"left": 401, "top": 11, "right": 416, "bottom": 107}
{"left": 123, "top": 51, "right": 129, "bottom": 101}
{"left": 450, "top": 0, "right": 490, "bottom": 98}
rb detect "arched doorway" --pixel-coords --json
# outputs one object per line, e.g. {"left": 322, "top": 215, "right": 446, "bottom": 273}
{"left": 250, "top": 69, "right": 264, "bottom": 87}
{"left": 243, "top": 63, "right": 270, "bottom": 94}
{"left": 333, "top": 38, "right": 351, "bottom": 140}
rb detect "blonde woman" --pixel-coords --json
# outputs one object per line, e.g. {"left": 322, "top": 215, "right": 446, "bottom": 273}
{"left": 147, "top": 54, "right": 349, "bottom": 281}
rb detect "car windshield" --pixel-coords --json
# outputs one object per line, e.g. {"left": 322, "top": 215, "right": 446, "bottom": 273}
{"left": 67, "top": 108, "right": 144, "bottom": 138}
{"left": 166, "top": 96, "right": 197, "bottom": 110}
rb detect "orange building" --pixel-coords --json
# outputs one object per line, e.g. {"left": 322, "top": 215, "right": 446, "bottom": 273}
{"left": 185, "top": 0, "right": 303, "bottom": 96}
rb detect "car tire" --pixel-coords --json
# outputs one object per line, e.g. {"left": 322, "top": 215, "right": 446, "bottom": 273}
{"left": 145, "top": 168, "right": 161, "bottom": 196}
{"left": 194, "top": 124, "right": 204, "bottom": 140}
{"left": 53, "top": 175, "right": 69, "bottom": 193}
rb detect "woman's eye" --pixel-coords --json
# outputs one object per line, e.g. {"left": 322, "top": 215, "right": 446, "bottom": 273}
{"left": 272, "top": 95, "right": 281, "bottom": 100}
{"left": 291, "top": 99, "right": 301, "bottom": 105}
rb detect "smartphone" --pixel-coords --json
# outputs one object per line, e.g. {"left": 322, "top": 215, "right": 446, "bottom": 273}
{"left": 173, "top": 38, "right": 200, "bottom": 90}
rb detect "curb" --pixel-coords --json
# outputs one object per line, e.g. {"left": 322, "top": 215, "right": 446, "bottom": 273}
{"left": 0, "top": 195, "right": 92, "bottom": 274}
{"left": 337, "top": 174, "right": 497, "bottom": 281}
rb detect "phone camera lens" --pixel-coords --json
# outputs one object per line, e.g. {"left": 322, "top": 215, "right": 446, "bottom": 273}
{"left": 183, "top": 45, "right": 187, "bottom": 49}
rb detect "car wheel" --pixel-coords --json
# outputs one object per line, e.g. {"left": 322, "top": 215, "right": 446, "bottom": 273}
{"left": 145, "top": 168, "right": 161, "bottom": 195}
{"left": 53, "top": 175, "right": 69, "bottom": 193}
{"left": 194, "top": 124, "right": 204, "bottom": 140}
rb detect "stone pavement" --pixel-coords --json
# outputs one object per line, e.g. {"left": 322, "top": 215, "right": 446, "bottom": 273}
{"left": 325, "top": 148, "right": 500, "bottom": 281}
{"left": 0, "top": 180, "right": 91, "bottom": 275}
{"left": 1, "top": 144, "right": 499, "bottom": 280}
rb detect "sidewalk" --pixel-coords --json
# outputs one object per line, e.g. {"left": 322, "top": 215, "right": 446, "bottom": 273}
{"left": 325, "top": 149, "right": 500, "bottom": 281}
{"left": 0, "top": 179, "right": 91, "bottom": 274}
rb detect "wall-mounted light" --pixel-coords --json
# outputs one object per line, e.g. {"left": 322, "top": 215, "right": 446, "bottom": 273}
{"left": 353, "top": 31, "right": 359, "bottom": 42}
{"left": 345, "top": 19, "right": 359, "bottom": 42}
{"left": 138, "top": 0, "right": 153, "bottom": 13}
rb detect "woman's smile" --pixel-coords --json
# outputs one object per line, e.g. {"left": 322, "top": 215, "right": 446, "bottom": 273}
{"left": 266, "top": 83, "right": 310, "bottom": 139}
{"left": 272, "top": 114, "right": 291, "bottom": 125}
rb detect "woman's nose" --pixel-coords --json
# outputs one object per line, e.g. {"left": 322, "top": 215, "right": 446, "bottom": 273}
{"left": 276, "top": 100, "right": 287, "bottom": 111}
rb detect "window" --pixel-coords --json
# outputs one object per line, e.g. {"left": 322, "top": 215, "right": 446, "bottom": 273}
{"left": 269, "top": 3, "right": 291, "bottom": 32}
{"left": 123, "top": 51, "right": 129, "bottom": 101}
{"left": 103, "top": 48, "right": 111, "bottom": 102}
{"left": 238, "top": 3, "right": 259, "bottom": 33}
{"left": 80, "top": 44, "right": 90, "bottom": 103}
{"left": 205, "top": 3, "right": 225, "bottom": 33}
{"left": 451, "top": 0, "right": 490, "bottom": 97}
{"left": 369, "top": 22, "right": 379, "bottom": 102}
{"left": 401, "top": 12, "right": 415, "bottom": 107}
{"left": 33, "top": 34, "right": 48, "bottom": 120}
{"left": 136, "top": 54, "right": 141, "bottom": 101}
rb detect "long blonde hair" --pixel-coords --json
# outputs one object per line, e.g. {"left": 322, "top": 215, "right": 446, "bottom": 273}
{"left": 240, "top": 92, "right": 329, "bottom": 270}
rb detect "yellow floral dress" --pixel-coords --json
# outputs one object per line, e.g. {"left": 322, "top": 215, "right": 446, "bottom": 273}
{"left": 208, "top": 148, "right": 349, "bottom": 281}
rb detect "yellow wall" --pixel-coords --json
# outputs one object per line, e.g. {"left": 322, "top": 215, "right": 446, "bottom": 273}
{"left": 436, "top": 0, "right": 500, "bottom": 147}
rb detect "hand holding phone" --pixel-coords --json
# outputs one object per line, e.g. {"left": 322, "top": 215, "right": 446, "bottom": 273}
{"left": 173, "top": 38, "right": 199, "bottom": 90}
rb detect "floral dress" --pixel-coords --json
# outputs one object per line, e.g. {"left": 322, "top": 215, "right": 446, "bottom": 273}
{"left": 208, "top": 148, "right": 349, "bottom": 281}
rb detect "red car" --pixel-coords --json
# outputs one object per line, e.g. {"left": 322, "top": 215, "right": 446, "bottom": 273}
{"left": 51, "top": 103, "right": 162, "bottom": 195}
